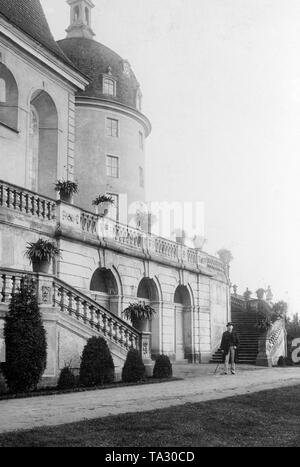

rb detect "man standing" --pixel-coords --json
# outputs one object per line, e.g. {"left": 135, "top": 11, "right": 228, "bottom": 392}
{"left": 220, "top": 322, "right": 239, "bottom": 375}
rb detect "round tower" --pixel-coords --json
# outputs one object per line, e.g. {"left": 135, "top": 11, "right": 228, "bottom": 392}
{"left": 58, "top": 1, "right": 151, "bottom": 222}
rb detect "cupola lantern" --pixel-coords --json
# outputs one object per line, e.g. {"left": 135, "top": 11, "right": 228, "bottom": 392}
{"left": 66, "top": 0, "right": 95, "bottom": 39}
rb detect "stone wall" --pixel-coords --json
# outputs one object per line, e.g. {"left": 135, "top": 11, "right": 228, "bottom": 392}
{"left": 0, "top": 192, "right": 229, "bottom": 368}
{"left": 73, "top": 104, "right": 146, "bottom": 217}
{"left": 0, "top": 36, "right": 77, "bottom": 195}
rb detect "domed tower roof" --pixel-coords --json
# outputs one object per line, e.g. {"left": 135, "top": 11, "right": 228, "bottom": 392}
{"left": 57, "top": 0, "right": 143, "bottom": 111}
{"left": 58, "top": 37, "right": 141, "bottom": 110}
{"left": 0, "top": 0, "right": 73, "bottom": 67}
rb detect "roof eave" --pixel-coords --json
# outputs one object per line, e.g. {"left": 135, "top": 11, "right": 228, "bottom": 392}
{"left": 0, "top": 15, "right": 89, "bottom": 90}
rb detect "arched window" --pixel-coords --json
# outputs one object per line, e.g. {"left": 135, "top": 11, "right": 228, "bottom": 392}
{"left": 74, "top": 5, "right": 80, "bottom": 22}
{"left": 85, "top": 7, "right": 90, "bottom": 25}
{"left": 0, "top": 78, "right": 6, "bottom": 102}
{"left": 0, "top": 63, "right": 18, "bottom": 130}
{"left": 28, "top": 90, "right": 58, "bottom": 197}
{"left": 28, "top": 106, "right": 39, "bottom": 191}
{"left": 103, "top": 77, "right": 116, "bottom": 96}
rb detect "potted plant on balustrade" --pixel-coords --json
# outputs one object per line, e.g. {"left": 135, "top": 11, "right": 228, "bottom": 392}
{"left": 55, "top": 179, "right": 79, "bottom": 204}
{"left": 25, "top": 238, "right": 61, "bottom": 274}
{"left": 122, "top": 302, "right": 156, "bottom": 332}
{"left": 92, "top": 194, "right": 114, "bottom": 216}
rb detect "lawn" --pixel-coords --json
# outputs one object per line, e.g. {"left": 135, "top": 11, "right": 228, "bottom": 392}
{"left": 0, "top": 385, "right": 299, "bottom": 447}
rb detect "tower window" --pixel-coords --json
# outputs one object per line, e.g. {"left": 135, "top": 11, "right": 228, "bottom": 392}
{"left": 0, "top": 78, "right": 6, "bottom": 102}
{"left": 106, "top": 155, "right": 119, "bottom": 178}
{"left": 139, "top": 131, "right": 144, "bottom": 150}
{"left": 139, "top": 167, "right": 144, "bottom": 188}
{"left": 74, "top": 5, "right": 80, "bottom": 22}
{"left": 136, "top": 89, "right": 142, "bottom": 111}
{"left": 103, "top": 77, "right": 116, "bottom": 96}
{"left": 123, "top": 61, "right": 131, "bottom": 76}
{"left": 85, "top": 7, "right": 90, "bottom": 25}
{"left": 106, "top": 118, "right": 119, "bottom": 137}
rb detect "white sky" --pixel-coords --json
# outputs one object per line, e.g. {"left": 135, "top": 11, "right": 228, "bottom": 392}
{"left": 41, "top": 0, "right": 300, "bottom": 315}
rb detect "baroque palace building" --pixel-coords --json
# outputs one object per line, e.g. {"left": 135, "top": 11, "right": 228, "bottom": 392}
{"left": 0, "top": 0, "right": 230, "bottom": 382}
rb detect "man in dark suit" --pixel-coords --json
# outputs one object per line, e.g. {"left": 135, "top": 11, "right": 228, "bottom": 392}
{"left": 220, "top": 322, "right": 239, "bottom": 375}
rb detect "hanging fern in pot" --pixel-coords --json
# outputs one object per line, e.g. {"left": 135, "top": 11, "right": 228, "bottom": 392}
{"left": 92, "top": 195, "right": 114, "bottom": 216}
{"left": 55, "top": 179, "right": 78, "bottom": 204}
{"left": 122, "top": 302, "right": 156, "bottom": 332}
{"left": 25, "top": 238, "right": 61, "bottom": 274}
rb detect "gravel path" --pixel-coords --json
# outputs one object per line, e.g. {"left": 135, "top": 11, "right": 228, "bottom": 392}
{"left": 0, "top": 365, "right": 299, "bottom": 434}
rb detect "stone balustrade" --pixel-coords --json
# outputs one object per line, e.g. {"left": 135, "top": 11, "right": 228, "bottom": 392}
{"left": 266, "top": 319, "right": 284, "bottom": 351}
{"left": 256, "top": 317, "right": 286, "bottom": 366}
{"left": 231, "top": 294, "right": 247, "bottom": 310}
{"left": 0, "top": 268, "right": 145, "bottom": 356}
{"left": 0, "top": 179, "right": 227, "bottom": 276}
{"left": 0, "top": 179, "right": 56, "bottom": 222}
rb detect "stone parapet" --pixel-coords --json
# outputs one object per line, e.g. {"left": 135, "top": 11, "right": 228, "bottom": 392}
{"left": 0, "top": 179, "right": 228, "bottom": 281}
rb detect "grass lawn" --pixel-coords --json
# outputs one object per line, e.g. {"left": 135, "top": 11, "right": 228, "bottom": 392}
{"left": 0, "top": 385, "right": 299, "bottom": 447}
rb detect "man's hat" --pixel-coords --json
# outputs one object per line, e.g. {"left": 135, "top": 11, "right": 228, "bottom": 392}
{"left": 226, "top": 322, "right": 234, "bottom": 327}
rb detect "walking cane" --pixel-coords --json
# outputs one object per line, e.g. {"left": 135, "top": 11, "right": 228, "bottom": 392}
{"left": 214, "top": 362, "right": 220, "bottom": 375}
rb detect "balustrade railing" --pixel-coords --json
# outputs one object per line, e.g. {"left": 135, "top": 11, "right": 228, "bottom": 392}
{"left": 0, "top": 179, "right": 56, "bottom": 221}
{"left": 1, "top": 180, "right": 226, "bottom": 275}
{"left": 52, "top": 277, "right": 140, "bottom": 352}
{"left": 0, "top": 268, "right": 141, "bottom": 355}
{"left": 231, "top": 294, "right": 247, "bottom": 311}
{"left": 256, "top": 316, "right": 286, "bottom": 366}
{"left": 266, "top": 319, "right": 284, "bottom": 352}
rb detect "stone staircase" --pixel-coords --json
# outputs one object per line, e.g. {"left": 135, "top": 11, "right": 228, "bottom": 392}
{"left": 0, "top": 268, "right": 154, "bottom": 381}
{"left": 211, "top": 308, "right": 259, "bottom": 365}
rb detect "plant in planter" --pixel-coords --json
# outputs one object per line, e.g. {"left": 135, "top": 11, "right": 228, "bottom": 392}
{"left": 217, "top": 248, "right": 233, "bottom": 265}
{"left": 55, "top": 179, "right": 78, "bottom": 204}
{"left": 25, "top": 238, "right": 61, "bottom": 274}
{"left": 122, "top": 302, "right": 156, "bottom": 332}
{"left": 256, "top": 288, "right": 266, "bottom": 300}
{"left": 92, "top": 195, "right": 114, "bottom": 216}
{"left": 192, "top": 234, "right": 206, "bottom": 251}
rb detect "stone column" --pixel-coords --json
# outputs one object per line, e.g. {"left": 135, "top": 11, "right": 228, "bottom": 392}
{"left": 256, "top": 336, "right": 272, "bottom": 367}
{"left": 161, "top": 302, "right": 176, "bottom": 361}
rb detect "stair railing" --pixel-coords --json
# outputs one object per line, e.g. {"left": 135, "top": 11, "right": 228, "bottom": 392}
{"left": 256, "top": 318, "right": 286, "bottom": 366}
{"left": 0, "top": 268, "right": 147, "bottom": 357}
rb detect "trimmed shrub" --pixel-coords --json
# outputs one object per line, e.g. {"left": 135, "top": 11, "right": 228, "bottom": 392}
{"left": 277, "top": 356, "right": 288, "bottom": 367}
{"left": 153, "top": 354, "right": 173, "bottom": 379}
{"left": 0, "top": 366, "right": 8, "bottom": 395}
{"left": 57, "top": 367, "right": 76, "bottom": 390}
{"left": 122, "top": 348, "right": 145, "bottom": 383}
{"left": 3, "top": 277, "right": 47, "bottom": 393}
{"left": 79, "top": 336, "right": 114, "bottom": 387}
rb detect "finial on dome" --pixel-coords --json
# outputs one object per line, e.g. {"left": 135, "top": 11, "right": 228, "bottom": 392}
{"left": 66, "top": 0, "right": 96, "bottom": 40}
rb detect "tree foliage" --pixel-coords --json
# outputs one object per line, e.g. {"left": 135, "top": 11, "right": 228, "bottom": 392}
{"left": 217, "top": 249, "right": 233, "bottom": 265}
{"left": 3, "top": 278, "right": 47, "bottom": 393}
{"left": 285, "top": 313, "right": 300, "bottom": 341}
